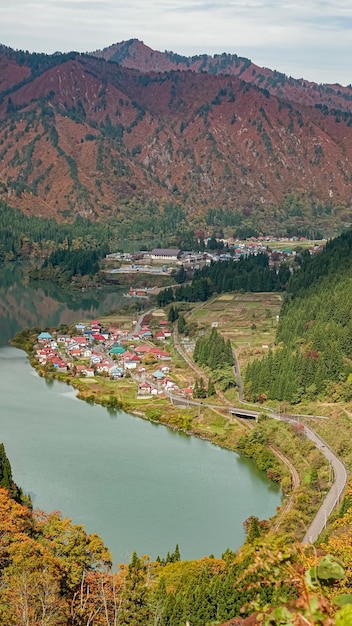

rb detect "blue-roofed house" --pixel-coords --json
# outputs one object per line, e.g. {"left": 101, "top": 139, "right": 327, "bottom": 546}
{"left": 37, "top": 332, "right": 52, "bottom": 341}
{"left": 110, "top": 366, "right": 124, "bottom": 379}
{"left": 152, "top": 369, "right": 165, "bottom": 380}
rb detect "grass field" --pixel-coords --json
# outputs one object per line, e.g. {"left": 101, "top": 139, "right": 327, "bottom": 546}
{"left": 186, "top": 292, "right": 282, "bottom": 370}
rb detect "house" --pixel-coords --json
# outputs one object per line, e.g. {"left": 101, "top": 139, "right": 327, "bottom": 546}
{"left": 149, "top": 347, "right": 164, "bottom": 357}
{"left": 120, "top": 350, "right": 133, "bottom": 360}
{"left": 69, "top": 349, "right": 81, "bottom": 358}
{"left": 152, "top": 369, "right": 166, "bottom": 380}
{"left": 156, "top": 351, "right": 171, "bottom": 361}
{"left": 150, "top": 249, "right": 183, "bottom": 262}
{"left": 57, "top": 335, "right": 71, "bottom": 344}
{"left": 57, "top": 362, "right": 69, "bottom": 373}
{"left": 110, "top": 345, "right": 126, "bottom": 356}
{"left": 37, "top": 331, "right": 53, "bottom": 342}
{"left": 110, "top": 366, "right": 124, "bottom": 379}
{"left": 147, "top": 347, "right": 171, "bottom": 360}
{"left": 90, "top": 353, "right": 102, "bottom": 364}
{"left": 82, "top": 368, "right": 95, "bottom": 377}
{"left": 71, "top": 336, "right": 88, "bottom": 345}
{"left": 96, "top": 359, "right": 113, "bottom": 373}
{"left": 138, "top": 381, "right": 153, "bottom": 395}
{"left": 163, "top": 378, "right": 178, "bottom": 391}
{"left": 163, "top": 328, "right": 172, "bottom": 338}
{"left": 134, "top": 345, "right": 152, "bottom": 355}
{"left": 92, "top": 333, "right": 106, "bottom": 342}
{"left": 155, "top": 331, "right": 166, "bottom": 341}
{"left": 123, "top": 355, "right": 141, "bottom": 370}
{"left": 139, "top": 330, "right": 153, "bottom": 339}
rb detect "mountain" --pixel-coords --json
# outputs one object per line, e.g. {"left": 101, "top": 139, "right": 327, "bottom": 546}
{"left": 92, "top": 39, "right": 352, "bottom": 112}
{"left": 1, "top": 43, "right": 352, "bottom": 236}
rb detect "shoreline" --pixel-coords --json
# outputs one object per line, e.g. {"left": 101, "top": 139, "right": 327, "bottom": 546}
{"left": 10, "top": 337, "right": 288, "bottom": 533}
{"left": 11, "top": 318, "right": 330, "bottom": 543}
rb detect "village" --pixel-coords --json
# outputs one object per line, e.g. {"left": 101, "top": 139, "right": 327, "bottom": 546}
{"left": 34, "top": 313, "right": 195, "bottom": 402}
{"left": 104, "top": 238, "right": 325, "bottom": 280}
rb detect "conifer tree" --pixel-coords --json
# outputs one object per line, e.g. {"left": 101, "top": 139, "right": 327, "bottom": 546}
{"left": 207, "top": 379, "right": 216, "bottom": 396}
{"left": 0, "top": 443, "right": 13, "bottom": 491}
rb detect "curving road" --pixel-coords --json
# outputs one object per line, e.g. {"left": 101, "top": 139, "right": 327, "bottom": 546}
{"left": 299, "top": 424, "right": 348, "bottom": 544}
{"left": 172, "top": 317, "right": 349, "bottom": 544}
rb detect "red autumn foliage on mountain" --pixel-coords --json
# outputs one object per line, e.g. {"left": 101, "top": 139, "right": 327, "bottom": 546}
{"left": 1, "top": 41, "right": 352, "bottom": 232}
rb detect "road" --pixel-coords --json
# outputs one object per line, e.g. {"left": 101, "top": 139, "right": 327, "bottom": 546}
{"left": 300, "top": 424, "right": 348, "bottom": 544}
{"left": 172, "top": 316, "right": 348, "bottom": 544}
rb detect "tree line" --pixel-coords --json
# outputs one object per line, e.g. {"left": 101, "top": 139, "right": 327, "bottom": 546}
{"left": 157, "top": 253, "right": 290, "bottom": 306}
{"left": 245, "top": 228, "right": 352, "bottom": 403}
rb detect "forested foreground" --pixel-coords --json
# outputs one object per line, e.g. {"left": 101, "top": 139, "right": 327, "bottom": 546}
{"left": 1, "top": 475, "right": 352, "bottom": 625}
{"left": 244, "top": 228, "right": 352, "bottom": 404}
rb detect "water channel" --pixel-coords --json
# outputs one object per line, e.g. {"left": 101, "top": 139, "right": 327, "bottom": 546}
{"left": 0, "top": 264, "right": 281, "bottom": 565}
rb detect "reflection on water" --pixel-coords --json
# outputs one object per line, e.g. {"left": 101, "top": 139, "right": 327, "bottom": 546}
{"left": 0, "top": 263, "right": 128, "bottom": 346}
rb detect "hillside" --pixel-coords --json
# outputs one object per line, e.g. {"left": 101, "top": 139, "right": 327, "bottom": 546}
{"left": 1, "top": 44, "right": 352, "bottom": 236}
{"left": 244, "top": 228, "right": 352, "bottom": 405}
{"left": 93, "top": 38, "right": 352, "bottom": 113}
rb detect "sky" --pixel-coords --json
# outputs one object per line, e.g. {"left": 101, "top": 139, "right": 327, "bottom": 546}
{"left": 1, "top": 0, "right": 351, "bottom": 86}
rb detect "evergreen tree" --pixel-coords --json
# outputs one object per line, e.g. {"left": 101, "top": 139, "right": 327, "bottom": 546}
{"left": 207, "top": 379, "right": 216, "bottom": 396}
{"left": 0, "top": 443, "right": 13, "bottom": 490}
{"left": 120, "top": 552, "right": 152, "bottom": 625}
{"left": 177, "top": 315, "right": 186, "bottom": 334}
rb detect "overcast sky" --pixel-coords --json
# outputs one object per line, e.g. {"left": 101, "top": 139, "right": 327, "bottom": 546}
{"left": 1, "top": 0, "right": 351, "bottom": 86}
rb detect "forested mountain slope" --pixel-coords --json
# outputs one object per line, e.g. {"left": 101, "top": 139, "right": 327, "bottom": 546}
{"left": 1, "top": 45, "right": 352, "bottom": 235}
{"left": 94, "top": 39, "right": 352, "bottom": 112}
{"left": 245, "top": 229, "right": 352, "bottom": 403}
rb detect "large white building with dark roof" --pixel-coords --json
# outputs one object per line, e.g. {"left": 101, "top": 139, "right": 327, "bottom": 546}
{"left": 150, "top": 248, "right": 183, "bottom": 261}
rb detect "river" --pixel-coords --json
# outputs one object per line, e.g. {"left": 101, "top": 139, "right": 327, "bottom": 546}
{"left": 0, "top": 264, "right": 281, "bottom": 564}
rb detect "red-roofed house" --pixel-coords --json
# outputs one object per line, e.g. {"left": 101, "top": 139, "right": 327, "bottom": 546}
{"left": 123, "top": 354, "right": 141, "bottom": 370}
{"left": 69, "top": 349, "right": 81, "bottom": 358}
{"left": 134, "top": 344, "right": 152, "bottom": 355}
{"left": 92, "top": 334, "right": 106, "bottom": 342}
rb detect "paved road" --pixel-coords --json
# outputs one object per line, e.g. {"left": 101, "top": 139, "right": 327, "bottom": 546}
{"left": 172, "top": 321, "right": 348, "bottom": 544}
{"left": 134, "top": 308, "right": 154, "bottom": 334}
{"left": 300, "top": 424, "right": 348, "bottom": 544}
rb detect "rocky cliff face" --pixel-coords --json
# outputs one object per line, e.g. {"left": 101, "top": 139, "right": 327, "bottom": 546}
{"left": 1, "top": 44, "right": 352, "bottom": 234}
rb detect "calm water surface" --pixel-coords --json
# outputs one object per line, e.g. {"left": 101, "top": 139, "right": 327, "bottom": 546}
{"left": 0, "top": 265, "right": 281, "bottom": 564}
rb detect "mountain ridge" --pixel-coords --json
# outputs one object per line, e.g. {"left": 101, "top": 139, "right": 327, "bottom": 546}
{"left": 0, "top": 42, "right": 352, "bottom": 235}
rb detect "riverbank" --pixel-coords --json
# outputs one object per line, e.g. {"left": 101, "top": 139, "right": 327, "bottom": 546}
{"left": 11, "top": 294, "right": 346, "bottom": 537}
{"left": 11, "top": 298, "right": 331, "bottom": 542}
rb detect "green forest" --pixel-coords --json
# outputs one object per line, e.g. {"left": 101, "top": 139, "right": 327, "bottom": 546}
{"left": 0, "top": 199, "right": 200, "bottom": 264}
{"left": 157, "top": 254, "right": 291, "bottom": 306}
{"left": 245, "top": 228, "right": 352, "bottom": 403}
